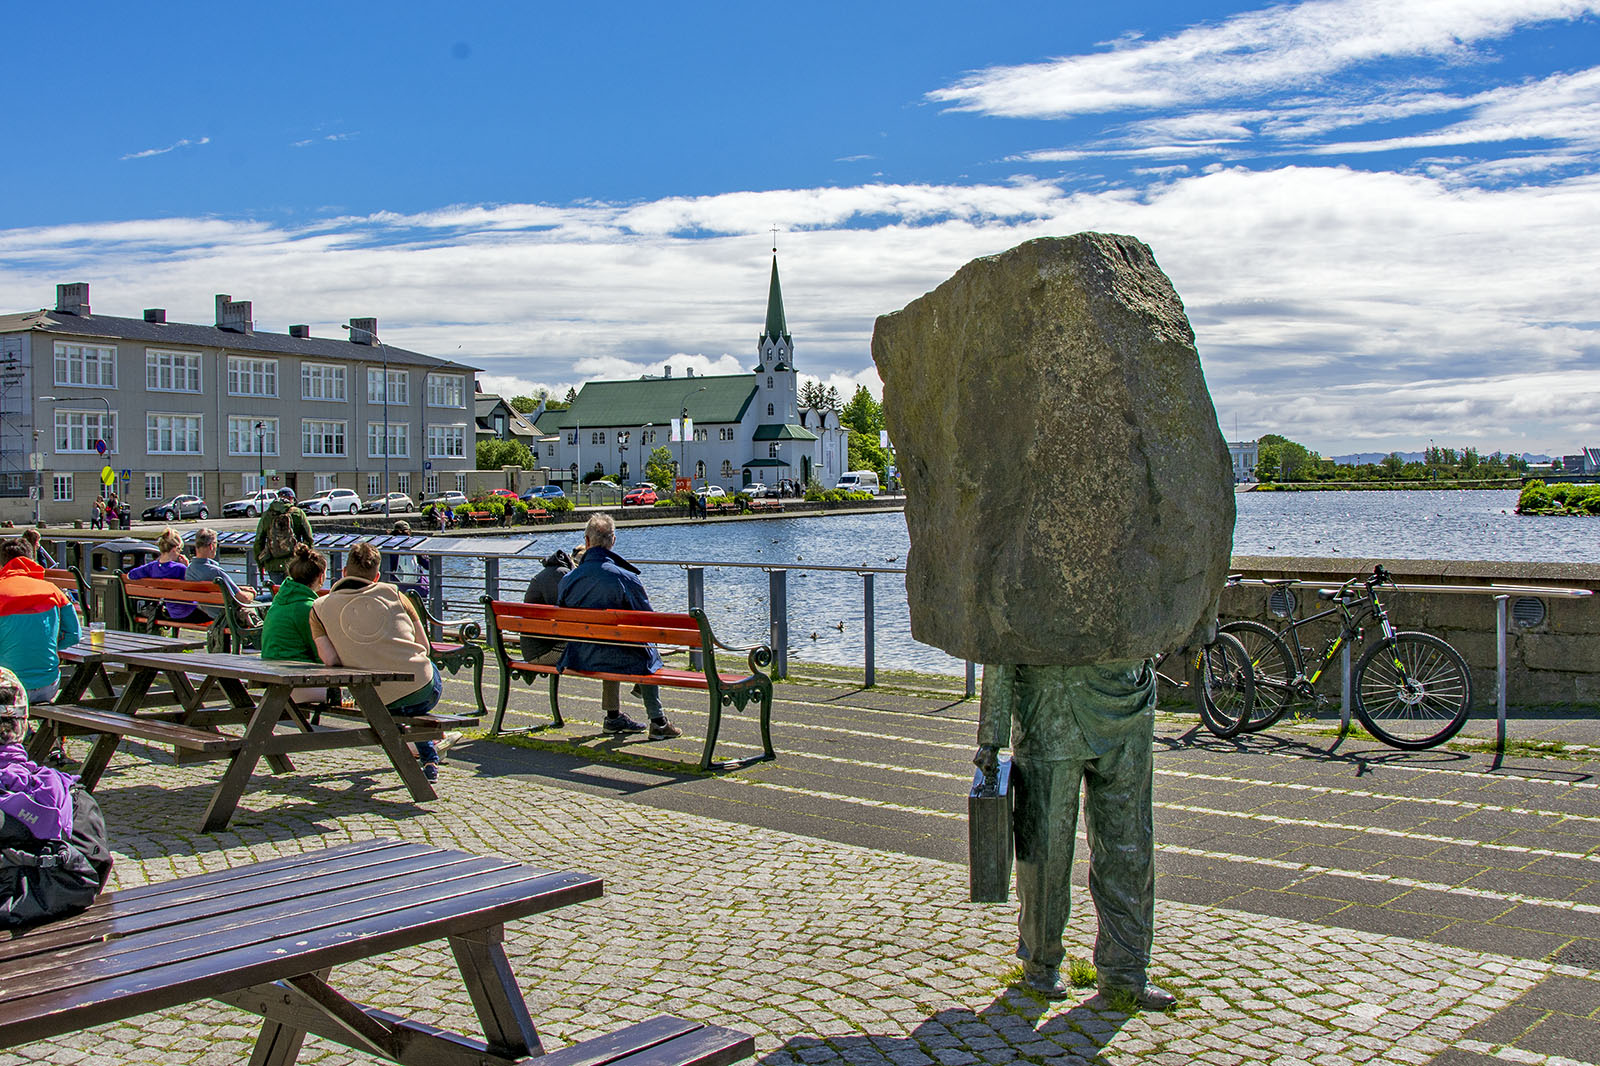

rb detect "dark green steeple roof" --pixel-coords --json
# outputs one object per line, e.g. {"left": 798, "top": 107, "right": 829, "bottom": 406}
{"left": 763, "top": 254, "right": 789, "bottom": 342}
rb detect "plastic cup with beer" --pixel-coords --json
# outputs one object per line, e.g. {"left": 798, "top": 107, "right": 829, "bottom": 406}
{"left": 89, "top": 622, "right": 106, "bottom": 648}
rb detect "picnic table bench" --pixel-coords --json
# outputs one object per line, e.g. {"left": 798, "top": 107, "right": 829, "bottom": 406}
{"left": 482, "top": 599, "right": 775, "bottom": 770}
{"left": 111, "top": 571, "right": 220, "bottom": 641}
{"left": 523, "top": 505, "right": 552, "bottom": 523}
{"left": 0, "top": 838, "right": 754, "bottom": 1066}
{"left": 745, "top": 498, "right": 783, "bottom": 514}
{"left": 465, "top": 510, "right": 497, "bottom": 526}
{"left": 28, "top": 647, "right": 473, "bottom": 831}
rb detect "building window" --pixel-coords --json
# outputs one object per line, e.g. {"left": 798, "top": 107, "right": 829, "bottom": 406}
{"left": 188, "top": 474, "right": 204, "bottom": 498}
{"left": 721, "top": 460, "right": 734, "bottom": 477}
{"left": 367, "top": 474, "right": 381, "bottom": 497}
{"left": 228, "top": 416, "right": 279, "bottom": 456}
{"left": 228, "top": 356, "right": 278, "bottom": 397}
{"left": 567, "top": 431, "right": 577, "bottom": 445}
{"left": 145, "top": 474, "right": 162, "bottom": 499}
{"left": 145, "top": 349, "right": 202, "bottom": 393}
{"left": 425, "top": 473, "right": 439, "bottom": 497}
{"left": 52, "top": 475, "right": 72, "bottom": 502}
{"left": 301, "top": 363, "right": 347, "bottom": 402}
{"left": 397, "top": 473, "right": 410, "bottom": 495}
{"left": 769, "top": 443, "right": 781, "bottom": 458}
{"left": 767, "top": 376, "right": 773, "bottom": 389}
{"left": 546, "top": 443, "right": 555, "bottom": 457}
{"left": 695, "top": 460, "right": 706, "bottom": 479}
{"left": 455, "top": 472, "right": 467, "bottom": 493}
{"left": 367, "top": 422, "right": 410, "bottom": 458}
{"left": 695, "top": 428, "right": 707, "bottom": 441}
{"left": 53, "top": 342, "right": 116, "bottom": 388}
{"left": 367, "top": 367, "right": 409, "bottom": 405}
{"left": 767, "top": 403, "right": 774, "bottom": 416}
{"left": 590, "top": 431, "right": 607, "bottom": 445}
{"left": 301, "top": 419, "right": 347, "bottom": 457}
{"left": 54, "top": 409, "right": 117, "bottom": 453}
{"left": 314, "top": 473, "right": 335, "bottom": 494}
{"left": 426, "top": 373, "right": 466, "bottom": 407}
{"left": 147, "top": 414, "right": 203, "bottom": 455}
{"left": 427, "top": 424, "right": 466, "bottom": 458}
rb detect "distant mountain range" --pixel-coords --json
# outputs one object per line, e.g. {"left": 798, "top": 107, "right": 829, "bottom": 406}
{"left": 1329, "top": 451, "right": 1552, "bottom": 465}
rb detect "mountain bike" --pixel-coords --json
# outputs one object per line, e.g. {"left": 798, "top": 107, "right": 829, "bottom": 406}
{"left": 1154, "top": 627, "right": 1255, "bottom": 738}
{"left": 1221, "top": 565, "right": 1473, "bottom": 750}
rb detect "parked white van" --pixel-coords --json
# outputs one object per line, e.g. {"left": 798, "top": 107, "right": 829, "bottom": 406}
{"left": 834, "top": 470, "right": 881, "bottom": 495}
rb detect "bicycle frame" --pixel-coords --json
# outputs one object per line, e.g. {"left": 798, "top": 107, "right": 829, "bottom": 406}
{"left": 1269, "top": 576, "right": 1397, "bottom": 692}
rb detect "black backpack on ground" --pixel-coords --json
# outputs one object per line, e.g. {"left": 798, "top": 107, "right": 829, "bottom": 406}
{"left": 1, "top": 784, "right": 114, "bottom": 931}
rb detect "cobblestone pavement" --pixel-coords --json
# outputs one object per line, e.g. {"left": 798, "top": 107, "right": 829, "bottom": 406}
{"left": 5, "top": 671, "right": 1600, "bottom": 1066}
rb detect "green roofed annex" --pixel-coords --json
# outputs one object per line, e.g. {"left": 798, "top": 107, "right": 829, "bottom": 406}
{"left": 534, "top": 254, "right": 848, "bottom": 492}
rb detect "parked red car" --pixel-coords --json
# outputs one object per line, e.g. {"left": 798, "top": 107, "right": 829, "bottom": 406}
{"left": 486, "top": 489, "right": 519, "bottom": 501}
{"left": 622, "top": 486, "right": 658, "bottom": 506}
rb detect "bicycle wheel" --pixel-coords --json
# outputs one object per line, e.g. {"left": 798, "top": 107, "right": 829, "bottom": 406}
{"left": 1197, "top": 631, "right": 1254, "bottom": 738}
{"left": 1219, "top": 620, "right": 1296, "bottom": 732}
{"left": 1352, "top": 631, "right": 1473, "bottom": 749}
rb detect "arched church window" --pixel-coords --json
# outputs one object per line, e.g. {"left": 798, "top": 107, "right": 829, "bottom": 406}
{"left": 767, "top": 403, "right": 774, "bottom": 416}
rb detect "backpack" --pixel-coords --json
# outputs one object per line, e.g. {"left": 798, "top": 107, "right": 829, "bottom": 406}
{"left": 1, "top": 784, "right": 114, "bottom": 931}
{"left": 263, "top": 509, "right": 298, "bottom": 560}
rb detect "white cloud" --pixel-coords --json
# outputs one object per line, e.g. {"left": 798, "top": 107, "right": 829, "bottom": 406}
{"left": 1, "top": 166, "right": 1596, "bottom": 453}
{"left": 119, "top": 137, "right": 210, "bottom": 161}
{"left": 928, "top": 0, "right": 1600, "bottom": 118}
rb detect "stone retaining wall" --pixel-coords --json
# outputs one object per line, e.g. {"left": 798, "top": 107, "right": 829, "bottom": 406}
{"left": 1224, "top": 555, "right": 1600, "bottom": 708}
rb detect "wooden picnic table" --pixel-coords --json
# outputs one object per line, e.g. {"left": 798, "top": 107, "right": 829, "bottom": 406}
{"left": 30, "top": 647, "right": 439, "bottom": 832}
{"left": 55, "top": 630, "right": 209, "bottom": 705}
{"left": 0, "top": 839, "right": 606, "bottom": 1064}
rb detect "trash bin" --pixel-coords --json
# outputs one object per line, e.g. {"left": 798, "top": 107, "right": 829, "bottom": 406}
{"left": 119, "top": 506, "right": 131, "bottom": 530}
{"left": 88, "top": 537, "right": 160, "bottom": 575}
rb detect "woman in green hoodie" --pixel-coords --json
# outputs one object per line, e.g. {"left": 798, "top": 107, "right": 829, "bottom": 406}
{"left": 261, "top": 544, "right": 327, "bottom": 702}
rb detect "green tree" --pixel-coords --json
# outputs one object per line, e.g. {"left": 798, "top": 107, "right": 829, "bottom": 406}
{"left": 476, "top": 438, "right": 536, "bottom": 470}
{"left": 848, "top": 433, "right": 888, "bottom": 478}
{"left": 1381, "top": 452, "right": 1404, "bottom": 477}
{"left": 840, "top": 386, "right": 884, "bottom": 437}
{"left": 800, "top": 379, "right": 843, "bottom": 411}
{"left": 1254, "top": 434, "right": 1312, "bottom": 482}
{"left": 645, "top": 446, "right": 676, "bottom": 489}
{"left": 509, "top": 395, "right": 539, "bottom": 413}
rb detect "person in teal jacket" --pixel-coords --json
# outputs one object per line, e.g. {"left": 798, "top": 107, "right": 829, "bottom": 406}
{"left": 0, "top": 540, "right": 82, "bottom": 704}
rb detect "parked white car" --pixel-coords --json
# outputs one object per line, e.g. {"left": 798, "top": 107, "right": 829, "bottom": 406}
{"left": 301, "top": 487, "right": 362, "bottom": 515}
{"left": 693, "top": 485, "right": 727, "bottom": 499}
{"left": 222, "top": 489, "right": 277, "bottom": 517}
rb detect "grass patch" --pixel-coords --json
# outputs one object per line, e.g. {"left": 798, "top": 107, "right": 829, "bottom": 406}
{"left": 1066, "top": 957, "right": 1097, "bottom": 988}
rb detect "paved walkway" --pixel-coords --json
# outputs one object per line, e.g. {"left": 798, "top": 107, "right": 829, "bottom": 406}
{"left": 5, "top": 671, "right": 1599, "bottom": 1066}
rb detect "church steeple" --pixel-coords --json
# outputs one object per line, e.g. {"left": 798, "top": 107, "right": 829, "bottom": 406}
{"left": 763, "top": 253, "right": 789, "bottom": 344}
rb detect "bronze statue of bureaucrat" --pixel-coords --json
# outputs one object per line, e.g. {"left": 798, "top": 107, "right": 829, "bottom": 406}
{"left": 872, "top": 234, "right": 1235, "bottom": 1008}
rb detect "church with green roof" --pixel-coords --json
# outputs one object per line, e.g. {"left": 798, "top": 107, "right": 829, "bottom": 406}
{"left": 534, "top": 255, "right": 849, "bottom": 491}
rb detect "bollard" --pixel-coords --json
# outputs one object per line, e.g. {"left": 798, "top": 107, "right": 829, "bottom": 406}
{"left": 1339, "top": 640, "right": 1352, "bottom": 736}
{"left": 862, "top": 572, "right": 876, "bottom": 688}
{"left": 429, "top": 554, "right": 445, "bottom": 640}
{"left": 768, "top": 568, "right": 788, "bottom": 679}
{"left": 485, "top": 557, "right": 500, "bottom": 601}
{"left": 1495, "top": 594, "right": 1509, "bottom": 768}
{"left": 686, "top": 566, "right": 705, "bottom": 670}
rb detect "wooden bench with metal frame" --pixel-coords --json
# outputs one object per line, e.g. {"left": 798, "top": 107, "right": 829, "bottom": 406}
{"left": 481, "top": 598, "right": 775, "bottom": 770}
{"left": 40, "top": 566, "right": 94, "bottom": 623}
{"left": 111, "top": 572, "right": 220, "bottom": 639}
{"left": 0, "top": 838, "right": 755, "bottom": 1066}
{"left": 402, "top": 587, "right": 488, "bottom": 716}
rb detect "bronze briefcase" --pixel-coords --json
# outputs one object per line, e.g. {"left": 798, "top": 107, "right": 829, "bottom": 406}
{"left": 968, "top": 754, "right": 1013, "bottom": 903}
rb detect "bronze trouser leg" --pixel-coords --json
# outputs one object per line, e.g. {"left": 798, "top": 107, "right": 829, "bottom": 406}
{"left": 1012, "top": 756, "right": 1084, "bottom": 971}
{"left": 1083, "top": 721, "right": 1155, "bottom": 989}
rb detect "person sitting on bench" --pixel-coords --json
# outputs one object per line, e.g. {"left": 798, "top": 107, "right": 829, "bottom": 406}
{"left": 127, "top": 528, "right": 196, "bottom": 622}
{"left": 184, "top": 528, "right": 265, "bottom": 621}
{"left": 556, "top": 514, "right": 681, "bottom": 740}
{"left": 309, "top": 542, "right": 449, "bottom": 783}
{"left": 0, "top": 540, "right": 82, "bottom": 705}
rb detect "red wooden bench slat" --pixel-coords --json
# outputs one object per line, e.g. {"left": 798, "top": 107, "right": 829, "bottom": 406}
{"left": 122, "top": 577, "right": 227, "bottom": 606}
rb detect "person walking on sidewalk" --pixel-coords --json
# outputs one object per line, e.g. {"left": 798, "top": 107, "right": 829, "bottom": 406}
{"left": 556, "top": 514, "right": 682, "bottom": 739}
{"left": 253, "top": 488, "right": 314, "bottom": 583}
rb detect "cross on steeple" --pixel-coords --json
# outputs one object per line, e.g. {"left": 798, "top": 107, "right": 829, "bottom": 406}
{"left": 771, "top": 225, "right": 779, "bottom": 253}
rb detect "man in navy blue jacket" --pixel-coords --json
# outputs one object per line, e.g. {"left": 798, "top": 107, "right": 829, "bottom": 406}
{"left": 556, "top": 514, "right": 683, "bottom": 739}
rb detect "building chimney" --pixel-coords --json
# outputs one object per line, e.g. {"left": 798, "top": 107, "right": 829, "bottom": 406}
{"left": 686, "top": 367, "right": 694, "bottom": 377}
{"left": 214, "top": 294, "right": 253, "bottom": 334}
{"left": 347, "top": 317, "right": 378, "bottom": 344}
{"left": 54, "top": 283, "right": 90, "bottom": 316}
{"left": 663, "top": 365, "right": 672, "bottom": 378}
{"left": 143, "top": 308, "right": 166, "bottom": 323}
{"left": 288, "top": 324, "right": 310, "bottom": 339}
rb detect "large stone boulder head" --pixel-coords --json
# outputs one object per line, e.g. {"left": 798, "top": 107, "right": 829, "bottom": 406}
{"left": 871, "top": 233, "right": 1235, "bottom": 665}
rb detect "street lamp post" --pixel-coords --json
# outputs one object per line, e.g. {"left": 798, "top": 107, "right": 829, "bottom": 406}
{"left": 254, "top": 421, "right": 266, "bottom": 498}
{"left": 679, "top": 386, "right": 706, "bottom": 486}
{"left": 40, "top": 393, "right": 114, "bottom": 505}
{"left": 639, "top": 422, "right": 653, "bottom": 484}
{"left": 344, "top": 324, "right": 392, "bottom": 517}
{"left": 618, "top": 431, "right": 628, "bottom": 483}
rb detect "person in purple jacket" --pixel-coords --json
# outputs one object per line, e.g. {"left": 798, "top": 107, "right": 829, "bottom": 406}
{"left": 126, "top": 528, "right": 195, "bottom": 621}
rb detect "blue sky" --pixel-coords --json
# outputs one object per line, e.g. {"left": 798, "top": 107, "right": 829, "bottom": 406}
{"left": 4, "top": 0, "right": 1599, "bottom": 454}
